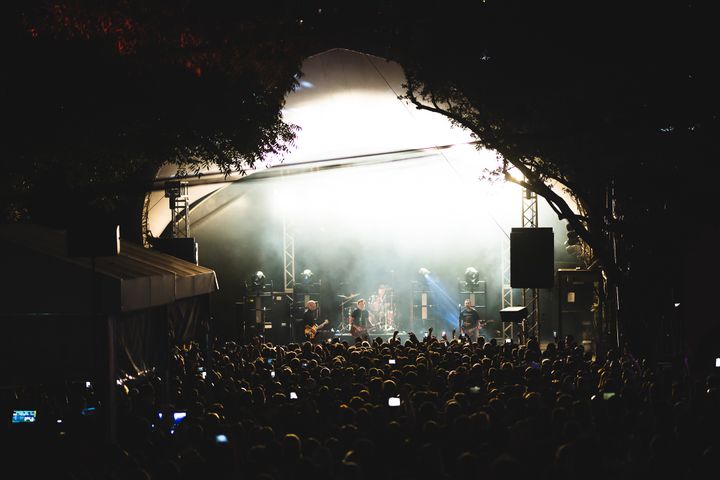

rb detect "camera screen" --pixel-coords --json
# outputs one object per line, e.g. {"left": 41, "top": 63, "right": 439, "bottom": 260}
{"left": 290, "top": 392, "right": 298, "bottom": 400}
{"left": 215, "top": 434, "right": 228, "bottom": 444}
{"left": 602, "top": 392, "right": 616, "bottom": 400}
{"left": 158, "top": 411, "right": 187, "bottom": 434}
{"left": 388, "top": 397, "right": 401, "bottom": 407}
{"left": 505, "top": 338, "right": 511, "bottom": 344}
{"left": 388, "top": 359, "right": 396, "bottom": 365}
{"left": 11, "top": 410, "right": 36, "bottom": 424}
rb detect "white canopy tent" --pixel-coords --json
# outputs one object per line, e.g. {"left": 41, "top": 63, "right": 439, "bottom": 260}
{"left": 145, "top": 48, "right": 481, "bottom": 238}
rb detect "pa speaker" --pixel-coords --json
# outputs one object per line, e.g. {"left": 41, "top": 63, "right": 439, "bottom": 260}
{"left": 511, "top": 227, "right": 554, "bottom": 288}
{"left": 558, "top": 269, "right": 597, "bottom": 311}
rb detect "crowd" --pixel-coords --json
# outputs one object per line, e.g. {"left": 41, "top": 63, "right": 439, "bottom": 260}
{"left": 2, "top": 330, "right": 719, "bottom": 480}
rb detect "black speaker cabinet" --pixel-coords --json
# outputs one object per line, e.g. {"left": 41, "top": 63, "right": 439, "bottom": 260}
{"left": 510, "top": 227, "right": 554, "bottom": 288}
{"left": 558, "top": 269, "right": 596, "bottom": 311}
{"left": 557, "top": 269, "right": 598, "bottom": 344}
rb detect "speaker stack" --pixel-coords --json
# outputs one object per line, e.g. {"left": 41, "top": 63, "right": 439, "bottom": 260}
{"left": 510, "top": 227, "right": 554, "bottom": 288}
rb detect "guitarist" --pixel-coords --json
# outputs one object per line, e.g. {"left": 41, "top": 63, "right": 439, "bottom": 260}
{"left": 301, "top": 300, "right": 328, "bottom": 342}
{"left": 350, "top": 298, "right": 372, "bottom": 340}
{"left": 458, "top": 299, "right": 484, "bottom": 342}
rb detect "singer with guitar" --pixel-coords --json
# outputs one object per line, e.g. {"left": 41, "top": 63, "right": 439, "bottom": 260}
{"left": 301, "top": 300, "right": 329, "bottom": 341}
{"left": 458, "top": 299, "right": 485, "bottom": 342}
{"left": 350, "top": 298, "right": 373, "bottom": 340}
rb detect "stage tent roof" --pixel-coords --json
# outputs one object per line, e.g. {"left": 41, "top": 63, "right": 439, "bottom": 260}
{"left": 0, "top": 224, "right": 218, "bottom": 315}
{"left": 146, "top": 47, "right": 478, "bottom": 238}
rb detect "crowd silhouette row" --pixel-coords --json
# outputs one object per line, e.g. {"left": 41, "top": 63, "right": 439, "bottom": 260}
{"left": 2, "top": 330, "right": 719, "bottom": 479}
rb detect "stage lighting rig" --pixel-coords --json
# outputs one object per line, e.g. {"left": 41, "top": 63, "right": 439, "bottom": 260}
{"left": 416, "top": 267, "right": 431, "bottom": 289}
{"left": 246, "top": 271, "right": 272, "bottom": 293}
{"left": 296, "top": 268, "right": 321, "bottom": 293}
{"left": 460, "top": 266, "right": 485, "bottom": 295}
{"left": 464, "top": 267, "right": 479, "bottom": 287}
{"left": 300, "top": 269, "right": 313, "bottom": 283}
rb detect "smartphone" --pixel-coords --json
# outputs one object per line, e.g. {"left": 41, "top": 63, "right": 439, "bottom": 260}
{"left": 388, "top": 359, "right": 396, "bottom": 365}
{"left": 266, "top": 358, "right": 274, "bottom": 365}
{"left": 505, "top": 338, "right": 511, "bottom": 344}
{"left": 159, "top": 411, "right": 187, "bottom": 434}
{"left": 388, "top": 397, "right": 401, "bottom": 407}
{"left": 11, "top": 410, "right": 36, "bottom": 424}
{"left": 301, "top": 361, "right": 308, "bottom": 368}
{"left": 271, "top": 371, "right": 276, "bottom": 378}
{"left": 215, "top": 434, "right": 228, "bottom": 444}
{"left": 602, "top": 392, "right": 616, "bottom": 400}
{"left": 200, "top": 371, "right": 207, "bottom": 379}
{"left": 85, "top": 381, "right": 92, "bottom": 388}
{"left": 469, "top": 386, "right": 481, "bottom": 394}
{"left": 290, "top": 392, "right": 298, "bottom": 400}
{"left": 80, "top": 407, "right": 96, "bottom": 416}
{"left": 553, "top": 331, "right": 557, "bottom": 338}
{"left": 442, "top": 331, "right": 446, "bottom": 337}
{"left": 716, "top": 357, "right": 720, "bottom": 368}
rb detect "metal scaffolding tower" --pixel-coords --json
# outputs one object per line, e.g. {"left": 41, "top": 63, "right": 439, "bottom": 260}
{"left": 283, "top": 215, "right": 295, "bottom": 295}
{"left": 165, "top": 181, "right": 190, "bottom": 238}
{"left": 521, "top": 187, "right": 541, "bottom": 341}
{"left": 141, "top": 192, "right": 151, "bottom": 247}
{"left": 501, "top": 235, "right": 514, "bottom": 340}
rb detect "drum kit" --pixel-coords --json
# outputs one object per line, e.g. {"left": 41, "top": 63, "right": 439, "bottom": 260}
{"left": 337, "top": 285, "right": 396, "bottom": 332}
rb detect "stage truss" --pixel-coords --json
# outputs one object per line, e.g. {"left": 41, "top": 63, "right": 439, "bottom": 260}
{"left": 521, "top": 187, "right": 540, "bottom": 341}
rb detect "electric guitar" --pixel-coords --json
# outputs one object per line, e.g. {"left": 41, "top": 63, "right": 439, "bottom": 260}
{"left": 350, "top": 314, "right": 376, "bottom": 338}
{"left": 461, "top": 320, "right": 488, "bottom": 338}
{"left": 350, "top": 323, "right": 368, "bottom": 338}
{"left": 304, "top": 319, "right": 329, "bottom": 340}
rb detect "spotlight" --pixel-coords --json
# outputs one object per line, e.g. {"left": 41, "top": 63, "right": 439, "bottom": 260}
{"left": 464, "top": 267, "right": 479, "bottom": 286}
{"left": 300, "top": 269, "right": 313, "bottom": 283}
{"left": 250, "top": 271, "right": 265, "bottom": 287}
{"left": 418, "top": 267, "right": 430, "bottom": 278}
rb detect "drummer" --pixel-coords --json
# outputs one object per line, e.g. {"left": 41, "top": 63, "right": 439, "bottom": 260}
{"left": 369, "top": 284, "right": 393, "bottom": 329}
{"left": 368, "top": 285, "right": 387, "bottom": 311}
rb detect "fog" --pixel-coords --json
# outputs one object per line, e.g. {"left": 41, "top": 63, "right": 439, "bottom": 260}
{"left": 187, "top": 145, "right": 576, "bottom": 340}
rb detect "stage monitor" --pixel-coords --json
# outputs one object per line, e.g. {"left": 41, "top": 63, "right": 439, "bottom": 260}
{"left": 499, "top": 306, "right": 528, "bottom": 323}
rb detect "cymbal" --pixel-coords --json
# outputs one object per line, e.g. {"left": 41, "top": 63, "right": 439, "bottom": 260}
{"left": 337, "top": 293, "right": 359, "bottom": 299}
